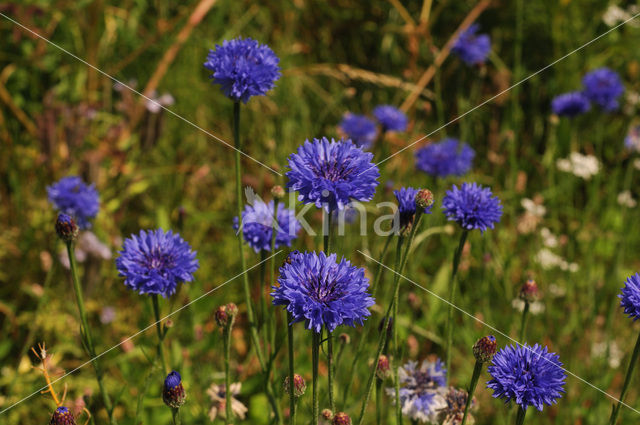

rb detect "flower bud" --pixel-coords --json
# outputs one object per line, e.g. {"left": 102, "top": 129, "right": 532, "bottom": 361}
{"left": 338, "top": 333, "right": 350, "bottom": 345}
{"left": 215, "top": 305, "right": 229, "bottom": 327}
{"left": 56, "top": 213, "right": 78, "bottom": 243}
{"left": 519, "top": 279, "right": 539, "bottom": 303}
{"left": 321, "top": 409, "right": 334, "bottom": 420}
{"left": 332, "top": 412, "right": 352, "bottom": 425}
{"left": 271, "top": 185, "right": 285, "bottom": 199}
{"left": 162, "top": 371, "right": 186, "bottom": 408}
{"left": 284, "top": 373, "right": 306, "bottom": 397}
{"left": 50, "top": 406, "right": 76, "bottom": 425}
{"left": 415, "top": 189, "right": 434, "bottom": 209}
{"left": 376, "top": 354, "right": 391, "bottom": 380}
{"left": 473, "top": 335, "right": 497, "bottom": 363}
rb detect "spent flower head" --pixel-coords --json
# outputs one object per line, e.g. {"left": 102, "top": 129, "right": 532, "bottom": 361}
{"left": 204, "top": 37, "right": 280, "bottom": 103}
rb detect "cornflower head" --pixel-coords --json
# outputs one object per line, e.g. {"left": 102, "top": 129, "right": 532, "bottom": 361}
{"left": 339, "top": 113, "right": 377, "bottom": 149}
{"left": 415, "top": 138, "right": 475, "bottom": 178}
{"left": 387, "top": 359, "right": 448, "bottom": 423}
{"left": 619, "top": 273, "right": 640, "bottom": 321}
{"left": 204, "top": 37, "right": 280, "bottom": 103}
{"left": 233, "top": 198, "right": 301, "bottom": 253}
{"left": 162, "top": 371, "right": 186, "bottom": 409}
{"left": 55, "top": 213, "right": 79, "bottom": 243}
{"left": 373, "top": 105, "right": 408, "bottom": 132}
{"left": 451, "top": 24, "right": 491, "bottom": 66}
{"left": 116, "top": 229, "right": 199, "bottom": 298}
{"left": 50, "top": 406, "right": 76, "bottom": 425}
{"left": 271, "top": 251, "right": 375, "bottom": 333}
{"left": 582, "top": 67, "right": 624, "bottom": 111}
{"left": 551, "top": 92, "right": 591, "bottom": 117}
{"left": 442, "top": 183, "right": 503, "bottom": 233}
{"left": 285, "top": 137, "right": 380, "bottom": 212}
{"left": 439, "top": 387, "right": 475, "bottom": 425}
{"left": 47, "top": 176, "right": 99, "bottom": 229}
{"left": 487, "top": 344, "right": 566, "bottom": 411}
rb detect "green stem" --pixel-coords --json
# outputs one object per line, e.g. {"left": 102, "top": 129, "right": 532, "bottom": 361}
{"left": 608, "top": 331, "right": 640, "bottom": 425}
{"left": 312, "top": 331, "right": 320, "bottom": 425}
{"left": 371, "top": 234, "right": 393, "bottom": 297}
{"left": 445, "top": 230, "right": 469, "bottom": 382}
{"left": 171, "top": 407, "right": 181, "bottom": 425}
{"left": 515, "top": 406, "right": 527, "bottom": 425}
{"left": 392, "top": 235, "right": 405, "bottom": 425}
{"left": 324, "top": 210, "right": 332, "bottom": 254}
{"left": 461, "top": 360, "right": 482, "bottom": 425}
{"left": 66, "top": 242, "right": 115, "bottom": 424}
{"left": 152, "top": 294, "right": 169, "bottom": 374}
{"left": 224, "top": 323, "right": 233, "bottom": 424}
{"left": 375, "top": 378, "right": 383, "bottom": 425}
{"left": 287, "top": 313, "right": 296, "bottom": 425}
{"left": 519, "top": 301, "right": 530, "bottom": 343}
{"left": 328, "top": 331, "right": 335, "bottom": 412}
{"left": 233, "top": 101, "right": 282, "bottom": 424}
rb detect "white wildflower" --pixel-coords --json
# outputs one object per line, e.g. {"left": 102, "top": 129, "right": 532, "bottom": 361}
{"left": 617, "top": 190, "right": 637, "bottom": 208}
{"left": 521, "top": 198, "right": 546, "bottom": 217}
{"left": 511, "top": 299, "right": 545, "bottom": 315}
{"left": 556, "top": 152, "right": 600, "bottom": 180}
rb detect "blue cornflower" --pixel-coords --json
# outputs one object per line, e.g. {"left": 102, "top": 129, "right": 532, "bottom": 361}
{"left": 452, "top": 24, "right": 491, "bottom": 66}
{"left": 373, "top": 105, "right": 408, "bottom": 132}
{"left": 271, "top": 251, "right": 375, "bottom": 333}
{"left": 582, "top": 67, "right": 624, "bottom": 111}
{"left": 50, "top": 406, "right": 75, "bottom": 425}
{"left": 442, "top": 183, "right": 502, "bottom": 233}
{"left": 339, "top": 114, "right": 378, "bottom": 149}
{"left": 233, "top": 198, "right": 301, "bottom": 253}
{"left": 487, "top": 344, "right": 566, "bottom": 412}
{"left": 286, "top": 137, "right": 380, "bottom": 212}
{"left": 625, "top": 125, "right": 640, "bottom": 152}
{"left": 116, "top": 229, "right": 199, "bottom": 298}
{"left": 387, "top": 359, "right": 448, "bottom": 423}
{"left": 551, "top": 92, "right": 591, "bottom": 117}
{"left": 394, "top": 187, "right": 433, "bottom": 229}
{"left": 415, "top": 138, "right": 475, "bottom": 178}
{"left": 619, "top": 273, "right": 640, "bottom": 321}
{"left": 47, "top": 176, "right": 99, "bottom": 229}
{"left": 204, "top": 37, "right": 280, "bottom": 103}
{"left": 163, "top": 370, "right": 186, "bottom": 408}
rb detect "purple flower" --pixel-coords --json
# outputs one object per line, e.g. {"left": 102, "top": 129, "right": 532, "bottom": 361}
{"left": 50, "top": 406, "right": 75, "bottom": 425}
{"left": 163, "top": 371, "right": 186, "bottom": 408}
{"left": 452, "top": 24, "right": 491, "bottom": 66}
{"left": 582, "top": 67, "right": 624, "bottom": 111}
{"left": 551, "top": 92, "right": 591, "bottom": 117}
{"left": 442, "top": 183, "right": 502, "bottom": 233}
{"left": 415, "top": 138, "right": 475, "bottom": 178}
{"left": 619, "top": 273, "right": 640, "bottom": 321}
{"left": 271, "top": 251, "right": 375, "bottom": 333}
{"left": 394, "top": 187, "right": 433, "bottom": 229}
{"left": 339, "top": 114, "right": 378, "bottom": 149}
{"left": 116, "top": 229, "right": 199, "bottom": 298}
{"left": 373, "top": 105, "right": 408, "bottom": 132}
{"left": 386, "top": 359, "right": 448, "bottom": 423}
{"left": 204, "top": 37, "right": 280, "bottom": 103}
{"left": 286, "top": 137, "right": 380, "bottom": 212}
{"left": 47, "top": 176, "right": 99, "bottom": 229}
{"left": 233, "top": 199, "right": 301, "bottom": 253}
{"left": 487, "top": 344, "right": 566, "bottom": 411}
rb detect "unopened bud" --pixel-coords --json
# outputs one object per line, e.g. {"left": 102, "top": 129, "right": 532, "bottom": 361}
{"left": 415, "top": 189, "right": 434, "bottom": 209}
{"left": 332, "top": 412, "right": 352, "bottom": 425}
{"left": 56, "top": 213, "right": 78, "bottom": 243}
{"left": 519, "top": 279, "right": 539, "bottom": 303}
{"left": 321, "top": 409, "right": 334, "bottom": 420}
{"left": 271, "top": 185, "right": 285, "bottom": 199}
{"left": 338, "top": 333, "right": 350, "bottom": 345}
{"left": 376, "top": 355, "right": 391, "bottom": 380}
{"left": 162, "top": 371, "right": 186, "bottom": 408}
{"left": 215, "top": 306, "right": 229, "bottom": 327}
{"left": 284, "top": 374, "right": 306, "bottom": 397}
{"left": 473, "top": 335, "right": 497, "bottom": 363}
{"left": 50, "top": 406, "right": 76, "bottom": 425}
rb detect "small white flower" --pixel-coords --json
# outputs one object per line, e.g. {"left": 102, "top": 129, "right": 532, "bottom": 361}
{"left": 207, "top": 382, "right": 248, "bottom": 422}
{"left": 521, "top": 198, "right": 546, "bottom": 217}
{"left": 539, "top": 228, "right": 558, "bottom": 248}
{"left": 511, "top": 299, "right": 545, "bottom": 315}
{"left": 145, "top": 91, "right": 175, "bottom": 114}
{"left": 617, "top": 190, "right": 637, "bottom": 208}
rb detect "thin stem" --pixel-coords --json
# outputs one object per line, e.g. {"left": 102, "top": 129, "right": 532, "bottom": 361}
{"left": 224, "top": 323, "right": 233, "bottom": 424}
{"left": 392, "top": 234, "right": 405, "bottom": 425}
{"left": 515, "top": 406, "right": 527, "bottom": 425}
{"left": 445, "top": 230, "right": 469, "bottom": 382}
{"left": 461, "top": 360, "right": 483, "bottom": 425}
{"left": 328, "top": 331, "right": 335, "bottom": 412}
{"left": 152, "top": 294, "right": 169, "bottom": 374}
{"left": 233, "top": 102, "right": 282, "bottom": 424}
{"left": 371, "top": 234, "right": 393, "bottom": 297}
{"left": 324, "top": 210, "right": 332, "bottom": 254}
{"left": 287, "top": 313, "right": 296, "bottom": 425}
{"left": 171, "top": 407, "right": 181, "bottom": 425}
{"left": 375, "top": 378, "right": 383, "bottom": 425}
{"left": 66, "top": 242, "right": 115, "bottom": 424}
{"left": 609, "top": 331, "right": 640, "bottom": 425}
{"left": 519, "top": 301, "right": 530, "bottom": 343}
{"left": 312, "top": 331, "right": 320, "bottom": 425}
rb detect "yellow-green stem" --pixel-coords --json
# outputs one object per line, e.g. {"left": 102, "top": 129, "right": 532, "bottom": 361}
{"left": 608, "top": 331, "right": 640, "bottom": 424}
{"left": 445, "top": 230, "right": 469, "bottom": 382}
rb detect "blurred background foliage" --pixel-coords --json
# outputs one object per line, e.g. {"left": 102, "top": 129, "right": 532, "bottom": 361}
{"left": 1, "top": 0, "right": 640, "bottom": 423}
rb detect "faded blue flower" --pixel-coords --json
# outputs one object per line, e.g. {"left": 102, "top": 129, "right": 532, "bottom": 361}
{"left": 339, "top": 114, "right": 378, "bottom": 149}
{"left": 373, "top": 105, "right": 408, "bottom": 132}
{"left": 47, "top": 176, "right": 99, "bottom": 229}
{"left": 452, "top": 24, "right": 491, "bottom": 66}
{"left": 551, "top": 92, "right": 591, "bottom": 117}
{"left": 415, "top": 139, "right": 475, "bottom": 178}
{"left": 582, "top": 67, "right": 624, "bottom": 111}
